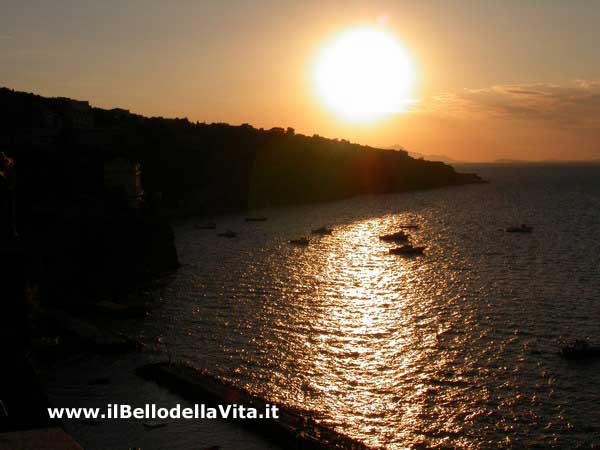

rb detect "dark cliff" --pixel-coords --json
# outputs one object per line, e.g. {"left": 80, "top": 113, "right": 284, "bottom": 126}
{"left": 0, "top": 88, "right": 180, "bottom": 305}
{"left": 0, "top": 87, "right": 483, "bottom": 219}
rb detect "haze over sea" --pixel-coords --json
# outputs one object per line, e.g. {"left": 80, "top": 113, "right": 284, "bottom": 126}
{"left": 47, "top": 163, "right": 600, "bottom": 449}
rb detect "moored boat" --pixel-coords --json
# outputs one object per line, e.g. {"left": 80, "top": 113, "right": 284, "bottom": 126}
{"left": 311, "top": 226, "right": 333, "bottom": 235}
{"left": 379, "top": 231, "right": 409, "bottom": 242}
{"left": 389, "top": 245, "right": 425, "bottom": 256}
{"left": 506, "top": 224, "right": 533, "bottom": 233}
{"left": 289, "top": 237, "right": 310, "bottom": 246}
{"left": 218, "top": 229, "right": 238, "bottom": 238}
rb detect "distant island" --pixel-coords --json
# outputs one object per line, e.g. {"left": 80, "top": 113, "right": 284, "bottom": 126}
{"left": 493, "top": 158, "right": 600, "bottom": 164}
{"left": 0, "top": 87, "right": 484, "bottom": 218}
{"left": 385, "top": 146, "right": 462, "bottom": 165}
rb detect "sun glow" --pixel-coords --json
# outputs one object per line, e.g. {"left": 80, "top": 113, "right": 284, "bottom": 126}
{"left": 314, "top": 27, "right": 417, "bottom": 123}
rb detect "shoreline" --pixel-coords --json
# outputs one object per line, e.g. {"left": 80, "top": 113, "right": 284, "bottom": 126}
{"left": 164, "top": 175, "right": 487, "bottom": 220}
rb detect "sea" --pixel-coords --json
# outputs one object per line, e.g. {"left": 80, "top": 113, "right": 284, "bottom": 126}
{"left": 43, "top": 163, "right": 600, "bottom": 449}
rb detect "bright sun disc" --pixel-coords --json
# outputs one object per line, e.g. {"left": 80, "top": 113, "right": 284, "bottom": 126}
{"left": 314, "top": 27, "right": 416, "bottom": 122}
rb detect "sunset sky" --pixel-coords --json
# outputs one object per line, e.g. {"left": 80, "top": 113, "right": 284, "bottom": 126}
{"left": 2, "top": 0, "right": 600, "bottom": 162}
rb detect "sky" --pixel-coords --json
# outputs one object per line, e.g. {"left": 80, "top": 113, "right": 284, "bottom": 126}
{"left": 2, "top": 0, "right": 600, "bottom": 161}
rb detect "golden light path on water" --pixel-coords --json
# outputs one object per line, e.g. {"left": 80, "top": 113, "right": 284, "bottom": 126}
{"left": 154, "top": 205, "right": 493, "bottom": 449}
{"left": 128, "top": 168, "right": 600, "bottom": 449}
{"left": 254, "top": 216, "right": 483, "bottom": 449}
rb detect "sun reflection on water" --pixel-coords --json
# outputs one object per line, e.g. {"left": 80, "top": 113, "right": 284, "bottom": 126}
{"left": 272, "top": 214, "right": 461, "bottom": 448}
{"left": 136, "top": 169, "right": 600, "bottom": 449}
{"left": 179, "top": 209, "right": 494, "bottom": 449}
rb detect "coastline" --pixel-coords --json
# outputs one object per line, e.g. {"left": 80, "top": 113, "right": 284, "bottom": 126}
{"left": 0, "top": 86, "right": 489, "bottom": 449}
{"left": 162, "top": 172, "right": 487, "bottom": 219}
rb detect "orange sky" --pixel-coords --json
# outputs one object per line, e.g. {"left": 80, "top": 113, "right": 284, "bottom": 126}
{"left": 2, "top": 0, "right": 600, "bottom": 161}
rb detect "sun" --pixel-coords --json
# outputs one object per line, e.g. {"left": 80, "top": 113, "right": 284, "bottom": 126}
{"left": 314, "top": 26, "right": 417, "bottom": 123}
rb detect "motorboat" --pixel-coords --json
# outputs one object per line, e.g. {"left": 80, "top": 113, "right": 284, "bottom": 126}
{"left": 311, "top": 226, "right": 333, "bottom": 235}
{"left": 289, "top": 237, "right": 309, "bottom": 246}
{"left": 379, "top": 231, "right": 409, "bottom": 242}
{"left": 389, "top": 245, "right": 425, "bottom": 256}
{"left": 506, "top": 224, "right": 533, "bottom": 233}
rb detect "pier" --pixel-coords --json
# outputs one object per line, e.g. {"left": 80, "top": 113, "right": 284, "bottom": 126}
{"left": 138, "top": 362, "right": 372, "bottom": 450}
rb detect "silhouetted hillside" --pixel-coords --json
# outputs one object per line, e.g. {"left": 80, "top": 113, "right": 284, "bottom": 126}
{"left": 0, "top": 87, "right": 483, "bottom": 217}
{"left": 0, "top": 88, "right": 180, "bottom": 304}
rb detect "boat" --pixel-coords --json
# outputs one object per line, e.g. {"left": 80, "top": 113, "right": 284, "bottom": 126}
{"left": 194, "top": 222, "right": 217, "bottom": 230}
{"left": 311, "top": 226, "right": 333, "bottom": 235}
{"left": 218, "top": 230, "right": 238, "bottom": 238}
{"left": 245, "top": 216, "right": 267, "bottom": 222}
{"left": 506, "top": 224, "right": 533, "bottom": 233}
{"left": 379, "top": 231, "right": 409, "bottom": 242}
{"left": 560, "top": 339, "right": 600, "bottom": 360}
{"left": 389, "top": 245, "right": 425, "bottom": 256}
{"left": 289, "top": 237, "right": 309, "bottom": 246}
